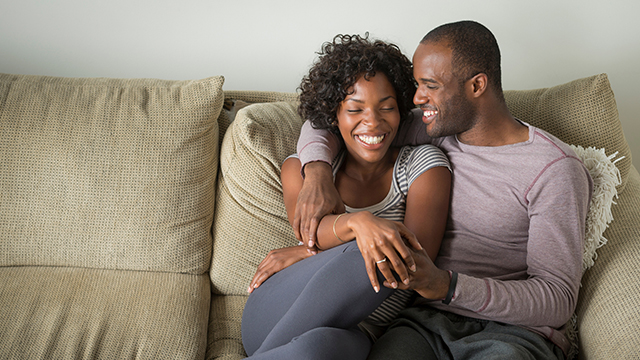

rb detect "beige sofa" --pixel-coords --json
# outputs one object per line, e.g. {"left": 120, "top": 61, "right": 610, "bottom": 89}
{"left": 0, "top": 72, "right": 638, "bottom": 359}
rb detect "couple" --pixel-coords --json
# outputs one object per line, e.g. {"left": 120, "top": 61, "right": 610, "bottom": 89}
{"left": 242, "top": 20, "right": 593, "bottom": 360}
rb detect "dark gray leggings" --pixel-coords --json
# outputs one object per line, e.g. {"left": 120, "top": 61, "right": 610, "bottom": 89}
{"left": 241, "top": 241, "right": 394, "bottom": 360}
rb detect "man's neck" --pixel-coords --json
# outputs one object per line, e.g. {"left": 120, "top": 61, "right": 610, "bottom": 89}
{"left": 457, "top": 106, "right": 529, "bottom": 147}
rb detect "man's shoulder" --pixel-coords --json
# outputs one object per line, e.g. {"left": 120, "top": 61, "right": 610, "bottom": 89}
{"left": 529, "top": 125, "right": 579, "bottom": 159}
{"left": 525, "top": 125, "right": 592, "bottom": 194}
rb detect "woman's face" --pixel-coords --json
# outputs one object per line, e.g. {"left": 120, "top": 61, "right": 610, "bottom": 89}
{"left": 336, "top": 73, "right": 401, "bottom": 166}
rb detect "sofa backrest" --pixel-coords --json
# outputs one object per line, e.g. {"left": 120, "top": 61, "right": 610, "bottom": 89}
{"left": 209, "top": 74, "right": 632, "bottom": 295}
{"left": 0, "top": 73, "right": 224, "bottom": 274}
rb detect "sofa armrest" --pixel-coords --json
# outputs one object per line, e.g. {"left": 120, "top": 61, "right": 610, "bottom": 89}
{"left": 577, "top": 165, "right": 640, "bottom": 358}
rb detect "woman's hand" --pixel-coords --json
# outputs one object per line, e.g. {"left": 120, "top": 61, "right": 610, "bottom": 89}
{"left": 347, "top": 212, "right": 423, "bottom": 293}
{"left": 293, "top": 162, "right": 345, "bottom": 252}
{"left": 248, "top": 245, "right": 313, "bottom": 293}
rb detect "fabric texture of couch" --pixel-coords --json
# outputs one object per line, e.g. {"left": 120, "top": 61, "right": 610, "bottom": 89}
{"left": 1, "top": 72, "right": 638, "bottom": 359}
{"left": 0, "top": 74, "right": 223, "bottom": 359}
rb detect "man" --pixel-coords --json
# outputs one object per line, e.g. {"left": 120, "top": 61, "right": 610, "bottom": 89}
{"left": 294, "top": 21, "right": 592, "bottom": 359}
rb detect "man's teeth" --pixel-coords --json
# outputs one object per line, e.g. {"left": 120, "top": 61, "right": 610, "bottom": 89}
{"left": 424, "top": 110, "right": 438, "bottom": 117}
{"left": 358, "top": 134, "right": 385, "bottom": 145}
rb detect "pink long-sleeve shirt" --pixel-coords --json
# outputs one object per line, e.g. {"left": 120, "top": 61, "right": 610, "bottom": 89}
{"left": 297, "top": 115, "right": 593, "bottom": 354}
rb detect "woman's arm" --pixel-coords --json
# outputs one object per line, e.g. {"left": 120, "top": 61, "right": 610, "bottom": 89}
{"left": 379, "top": 165, "right": 452, "bottom": 298}
{"left": 283, "top": 156, "right": 423, "bottom": 293}
{"left": 404, "top": 165, "right": 451, "bottom": 261}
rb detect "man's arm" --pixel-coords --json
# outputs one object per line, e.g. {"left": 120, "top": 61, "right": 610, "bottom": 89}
{"left": 296, "top": 121, "right": 340, "bottom": 175}
{"left": 393, "top": 156, "right": 592, "bottom": 329}
{"left": 294, "top": 122, "right": 344, "bottom": 250}
{"left": 442, "top": 158, "right": 592, "bottom": 328}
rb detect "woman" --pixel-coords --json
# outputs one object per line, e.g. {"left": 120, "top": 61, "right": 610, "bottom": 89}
{"left": 241, "top": 34, "right": 451, "bottom": 359}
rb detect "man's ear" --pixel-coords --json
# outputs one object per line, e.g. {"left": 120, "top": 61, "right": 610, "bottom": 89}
{"left": 468, "top": 73, "right": 488, "bottom": 98}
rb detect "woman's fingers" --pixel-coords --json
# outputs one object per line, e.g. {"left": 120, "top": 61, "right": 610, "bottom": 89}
{"left": 248, "top": 246, "right": 311, "bottom": 293}
{"left": 249, "top": 263, "right": 272, "bottom": 293}
{"left": 374, "top": 257, "right": 399, "bottom": 289}
{"left": 384, "top": 249, "right": 411, "bottom": 286}
{"left": 364, "top": 259, "right": 381, "bottom": 293}
{"left": 352, "top": 213, "right": 418, "bottom": 290}
{"left": 374, "top": 227, "right": 414, "bottom": 286}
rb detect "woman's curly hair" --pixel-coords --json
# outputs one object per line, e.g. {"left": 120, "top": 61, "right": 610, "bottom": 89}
{"left": 298, "top": 34, "right": 416, "bottom": 134}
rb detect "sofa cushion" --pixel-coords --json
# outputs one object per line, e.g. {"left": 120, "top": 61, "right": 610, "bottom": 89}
{"left": 206, "top": 295, "right": 248, "bottom": 360}
{"left": 0, "top": 266, "right": 210, "bottom": 360}
{"left": 0, "top": 74, "right": 224, "bottom": 273}
{"left": 576, "top": 166, "right": 640, "bottom": 358}
{"left": 210, "top": 101, "right": 301, "bottom": 295}
{"left": 505, "top": 73, "right": 632, "bottom": 192}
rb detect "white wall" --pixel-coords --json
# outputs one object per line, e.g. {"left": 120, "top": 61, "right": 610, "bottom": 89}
{"left": 2, "top": 0, "right": 638, "bottom": 165}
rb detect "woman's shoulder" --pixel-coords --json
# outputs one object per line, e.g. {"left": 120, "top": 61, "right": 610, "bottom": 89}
{"left": 399, "top": 145, "right": 448, "bottom": 163}
{"left": 400, "top": 143, "right": 443, "bottom": 153}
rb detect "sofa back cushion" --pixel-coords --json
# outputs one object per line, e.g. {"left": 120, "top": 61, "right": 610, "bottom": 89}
{"left": 0, "top": 73, "right": 224, "bottom": 274}
{"left": 210, "top": 101, "right": 301, "bottom": 294}
{"left": 505, "top": 73, "right": 631, "bottom": 192}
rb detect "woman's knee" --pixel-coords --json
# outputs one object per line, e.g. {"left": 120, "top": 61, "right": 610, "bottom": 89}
{"left": 290, "top": 328, "right": 371, "bottom": 360}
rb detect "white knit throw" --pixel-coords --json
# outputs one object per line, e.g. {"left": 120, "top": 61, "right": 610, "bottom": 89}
{"left": 565, "top": 145, "right": 623, "bottom": 359}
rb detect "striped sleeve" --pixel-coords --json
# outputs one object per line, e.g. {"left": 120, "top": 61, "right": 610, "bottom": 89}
{"left": 405, "top": 145, "right": 450, "bottom": 190}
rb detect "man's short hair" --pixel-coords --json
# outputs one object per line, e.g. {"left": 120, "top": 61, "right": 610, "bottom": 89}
{"left": 422, "top": 20, "right": 503, "bottom": 98}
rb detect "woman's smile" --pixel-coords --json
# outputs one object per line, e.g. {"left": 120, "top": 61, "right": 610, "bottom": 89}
{"left": 355, "top": 133, "right": 386, "bottom": 146}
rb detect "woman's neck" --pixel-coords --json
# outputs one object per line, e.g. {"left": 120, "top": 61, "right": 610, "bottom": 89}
{"left": 336, "top": 147, "right": 399, "bottom": 208}
{"left": 341, "top": 147, "right": 397, "bottom": 182}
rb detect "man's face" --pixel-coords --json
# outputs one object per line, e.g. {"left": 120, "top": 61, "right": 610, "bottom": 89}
{"left": 412, "top": 41, "right": 476, "bottom": 138}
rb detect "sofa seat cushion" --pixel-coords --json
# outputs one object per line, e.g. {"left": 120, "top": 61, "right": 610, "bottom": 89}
{"left": 0, "top": 73, "right": 224, "bottom": 273}
{"left": 206, "top": 295, "right": 248, "bottom": 360}
{"left": 0, "top": 266, "right": 210, "bottom": 360}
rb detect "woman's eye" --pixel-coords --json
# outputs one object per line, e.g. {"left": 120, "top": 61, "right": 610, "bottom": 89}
{"left": 346, "top": 109, "right": 361, "bottom": 113}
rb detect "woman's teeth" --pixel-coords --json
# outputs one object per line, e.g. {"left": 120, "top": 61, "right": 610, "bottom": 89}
{"left": 358, "top": 134, "right": 385, "bottom": 145}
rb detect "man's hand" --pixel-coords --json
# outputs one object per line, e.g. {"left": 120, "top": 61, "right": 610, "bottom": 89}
{"left": 385, "top": 247, "right": 451, "bottom": 300}
{"left": 347, "top": 212, "right": 423, "bottom": 293}
{"left": 293, "top": 161, "right": 345, "bottom": 253}
{"left": 248, "top": 245, "right": 312, "bottom": 293}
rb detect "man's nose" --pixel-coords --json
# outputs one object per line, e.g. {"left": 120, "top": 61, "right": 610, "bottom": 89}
{"left": 414, "top": 88, "right": 428, "bottom": 106}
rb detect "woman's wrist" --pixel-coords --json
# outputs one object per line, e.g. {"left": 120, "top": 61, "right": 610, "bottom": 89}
{"left": 343, "top": 211, "right": 370, "bottom": 241}
{"left": 322, "top": 212, "right": 359, "bottom": 248}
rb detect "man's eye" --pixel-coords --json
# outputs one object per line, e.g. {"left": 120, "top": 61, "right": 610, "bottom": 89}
{"left": 381, "top": 107, "right": 395, "bottom": 111}
{"left": 346, "top": 109, "right": 361, "bottom": 113}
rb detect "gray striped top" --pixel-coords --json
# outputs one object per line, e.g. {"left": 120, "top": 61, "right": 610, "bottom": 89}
{"left": 331, "top": 145, "right": 450, "bottom": 333}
